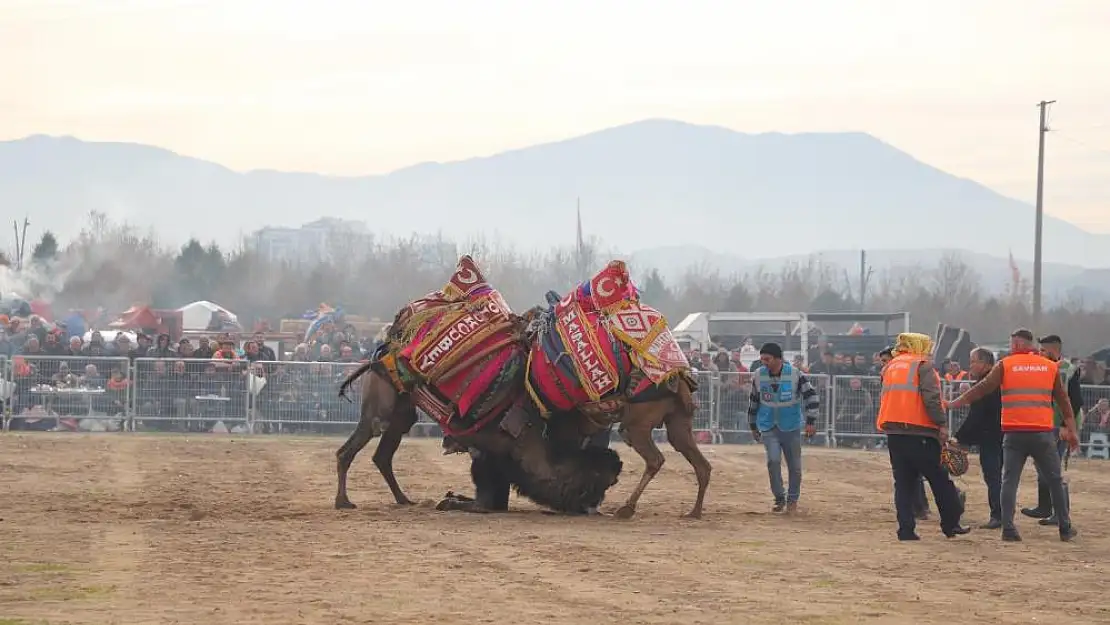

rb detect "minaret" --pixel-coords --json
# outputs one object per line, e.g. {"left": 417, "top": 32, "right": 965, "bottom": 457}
{"left": 575, "top": 199, "right": 586, "bottom": 282}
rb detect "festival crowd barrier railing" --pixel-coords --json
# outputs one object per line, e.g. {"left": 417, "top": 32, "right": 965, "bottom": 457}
{"left": 6, "top": 355, "right": 132, "bottom": 432}
{"left": 2, "top": 355, "right": 1108, "bottom": 458}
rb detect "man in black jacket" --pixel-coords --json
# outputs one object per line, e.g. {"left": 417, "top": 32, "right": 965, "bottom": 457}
{"left": 1021, "top": 334, "right": 1084, "bottom": 525}
{"left": 954, "top": 347, "right": 1004, "bottom": 529}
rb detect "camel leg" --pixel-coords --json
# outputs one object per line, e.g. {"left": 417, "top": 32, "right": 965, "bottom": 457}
{"left": 614, "top": 420, "right": 666, "bottom": 519}
{"left": 335, "top": 412, "right": 379, "bottom": 510}
{"left": 373, "top": 397, "right": 419, "bottom": 506}
{"left": 436, "top": 452, "right": 510, "bottom": 513}
{"left": 664, "top": 412, "right": 712, "bottom": 519}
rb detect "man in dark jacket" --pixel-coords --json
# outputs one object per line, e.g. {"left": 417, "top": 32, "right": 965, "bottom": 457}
{"left": 1021, "top": 334, "right": 1084, "bottom": 525}
{"left": 954, "top": 347, "right": 1004, "bottom": 529}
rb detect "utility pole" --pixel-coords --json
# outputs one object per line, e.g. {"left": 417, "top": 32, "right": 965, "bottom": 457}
{"left": 1032, "top": 100, "right": 1055, "bottom": 330}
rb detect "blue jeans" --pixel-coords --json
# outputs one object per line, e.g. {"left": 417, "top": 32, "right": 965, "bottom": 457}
{"left": 761, "top": 427, "right": 803, "bottom": 503}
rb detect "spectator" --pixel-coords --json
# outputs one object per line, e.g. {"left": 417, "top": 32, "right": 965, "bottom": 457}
{"left": 148, "top": 333, "right": 176, "bottom": 358}
{"left": 809, "top": 352, "right": 839, "bottom": 376}
{"left": 338, "top": 344, "right": 358, "bottom": 363}
{"left": 20, "top": 336, "right": 42, "bottom": 356}
{"left": 83, "top": 331, "right": 106, "bottom": 354}
{"left": 66, "top": 336, "right": 83, "bottom": 356}
{"left": 252, "top": 333, "right": 276, "bottom": 361}
{"left": 851, "top": 353, "right": 869, "bottom": 375}
{"left": 136, "top": 333, "right": 154, "bottom": 356}
{"left": 194, "top": 336, "right": 214, "bottom": 359}
{"left": 291, "top": 343, "right": 311, "bottom": 361}
{"left": 0, "top": 328, "right": 13, "bottom": 358}
{"left": 836, "top": 376, "right": 875, "bottom": 444}
{"left": 212, "top": 339, "right": 239, "bottom": 360}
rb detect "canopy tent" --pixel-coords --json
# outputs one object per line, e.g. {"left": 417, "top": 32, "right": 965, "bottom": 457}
{"left": 109, "top": 305, "right": 161, "bottom": 330}
{"left": 178, "top": 300, "right": 241, "bottom": 332}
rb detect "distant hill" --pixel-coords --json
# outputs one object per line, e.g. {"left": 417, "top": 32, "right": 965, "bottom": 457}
{"left": 1, "top": 119, "right": 1107, "bottom": 267}
{"left": 626, "top": 245, "right": 1110, "bottom": 306}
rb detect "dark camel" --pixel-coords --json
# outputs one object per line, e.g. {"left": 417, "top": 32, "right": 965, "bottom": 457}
{"left": 334, "top": 364, "right": 622, "bottom": 514}
{"left": 512, "top": 379, "right": 711, "bottom": 519}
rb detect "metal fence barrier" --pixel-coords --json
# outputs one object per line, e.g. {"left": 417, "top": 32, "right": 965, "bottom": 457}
{"left": 3, "top": 356, "right": 1109, "bottom": 457}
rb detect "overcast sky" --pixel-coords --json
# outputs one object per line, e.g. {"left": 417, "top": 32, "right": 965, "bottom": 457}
{"left": 2, "top": 0, "right": 1108, "bottom": 232}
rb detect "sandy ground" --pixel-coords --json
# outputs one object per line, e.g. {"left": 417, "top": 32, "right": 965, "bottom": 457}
{"left": 0, "top": 434, "right": 1107, "bottom": 625}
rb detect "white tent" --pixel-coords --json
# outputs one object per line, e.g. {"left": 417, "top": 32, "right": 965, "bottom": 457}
{"left": 178, "top": 300, "right": 240, "bottom": 331}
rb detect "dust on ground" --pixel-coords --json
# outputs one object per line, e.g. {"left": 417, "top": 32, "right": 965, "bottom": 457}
{"left": 0, "top": 434, "right": 1106, "bottom": 625}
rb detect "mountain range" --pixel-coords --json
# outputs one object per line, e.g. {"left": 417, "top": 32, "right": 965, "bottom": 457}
{"left": 1, "top": 118, "right": 1107, "bottom": 282}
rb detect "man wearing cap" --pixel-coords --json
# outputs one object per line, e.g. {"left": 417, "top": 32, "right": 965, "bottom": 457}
{"left": 747, "top": 342, "right": 820, "bottom": 514}
{"left": 949, "top": 329, "right": 1079, "bottom": 542}
{"left": 877, "top": 332, "right": 969, "bottom": 540}
{"left": 1020, "top": 334, "right": 1084, "bottom": 526}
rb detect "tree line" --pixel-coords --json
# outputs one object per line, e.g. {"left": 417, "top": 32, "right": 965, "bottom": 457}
{"left": 8, "top": 210, "right": 1109, "bottom": 355}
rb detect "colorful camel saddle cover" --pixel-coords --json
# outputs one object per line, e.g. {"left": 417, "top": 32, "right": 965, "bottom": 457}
{"left": 373, "top": 255, "right": 526, "bottom": 437}
{"left": 526, "top": 260, "right": 693, "bottom": 419}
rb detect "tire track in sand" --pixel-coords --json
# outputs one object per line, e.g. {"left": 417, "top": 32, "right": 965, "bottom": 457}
{"left": 93, "top": 436, "right": 156, "bottom": 621}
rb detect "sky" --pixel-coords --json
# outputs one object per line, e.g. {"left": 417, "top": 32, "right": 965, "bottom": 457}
{"left": 2, "top": 0, "right": 1108, "bottom": 232}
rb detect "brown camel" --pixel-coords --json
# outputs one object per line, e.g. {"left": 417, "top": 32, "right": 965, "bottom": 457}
{"left": 557, "top": 380, "right": 711, "bottom": 520}
{"left": 334, "top": 363, "right": 622, "bottom": 514}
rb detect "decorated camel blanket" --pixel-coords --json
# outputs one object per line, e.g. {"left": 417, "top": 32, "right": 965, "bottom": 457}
{"left": 525, "top": 260, "right": 692, "bottom": 417}
{"left": 374, "top": 255, "right": 526, "bottom": 437}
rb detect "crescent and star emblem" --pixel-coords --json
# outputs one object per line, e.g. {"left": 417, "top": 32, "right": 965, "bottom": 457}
{"left": 456, "top": 267, "right": 478, "bottom": 284}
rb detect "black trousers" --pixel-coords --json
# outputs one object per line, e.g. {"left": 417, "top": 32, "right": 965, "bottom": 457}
{"left": 887, "top": 434, "right": 964, "bottom": 536}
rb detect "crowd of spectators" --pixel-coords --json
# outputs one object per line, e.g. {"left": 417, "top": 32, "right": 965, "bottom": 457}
{"left": 4, "top": 315, "right": 381, "bottom": 433}
{"left": 6, "top": 316, "right": 1110, "bottom": 441}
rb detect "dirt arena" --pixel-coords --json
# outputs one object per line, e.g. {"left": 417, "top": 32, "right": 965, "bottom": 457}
{"left": 0, "top": 434, "right": 1106, "bottom": 625}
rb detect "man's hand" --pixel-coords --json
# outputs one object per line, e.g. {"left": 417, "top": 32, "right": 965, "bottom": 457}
{"left": 938, "top": 426, "right": 949, "bottom": 444}
{"left": 805, "top": 423, "right": 817, "bottom": 439}
{"left": 1061, "top": 427, "right": 1080, "bottom": 453}
{"left": 750, "top": 427, "right": 762, "bottom": 443}
{"left": 948, "top": 396, "right": 964, "bottom": 410}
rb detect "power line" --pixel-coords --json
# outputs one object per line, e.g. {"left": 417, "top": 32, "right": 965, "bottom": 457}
{"left": 1053, "top": 130, "right": 1110, "bottom": 159}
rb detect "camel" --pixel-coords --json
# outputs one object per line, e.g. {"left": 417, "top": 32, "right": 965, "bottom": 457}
{"left": 334, "top": 363, "right": 623, "bottom": 514}
{"left": 522, "top": 286, "right": 712, "bottom": 519}
{"left": 609, "top": 381, "right": 711, "bottom": 519}
{"left": 489, "top": 379, "right": 711, "bottom": 520}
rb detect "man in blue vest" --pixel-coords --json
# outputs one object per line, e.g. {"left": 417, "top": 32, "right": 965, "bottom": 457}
{"left": 748, "top": 342, "right": 820, "bottom": 513}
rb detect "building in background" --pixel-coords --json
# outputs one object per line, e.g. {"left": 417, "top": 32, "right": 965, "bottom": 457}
{"left": 250, "top": 218, "right": 374, "bottom": 265}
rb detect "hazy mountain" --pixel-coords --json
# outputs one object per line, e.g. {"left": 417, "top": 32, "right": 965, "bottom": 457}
{"left": 1, "top": 119, "right": 1107, "bottom": 268}
{"left": 626, "top": 245, "right": 1110, "bottom": 306}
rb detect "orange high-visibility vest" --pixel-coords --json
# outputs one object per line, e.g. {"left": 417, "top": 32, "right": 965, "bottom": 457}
{"left": 1000, "top": 352, "right": 1057, "bottom": 432}
{"left": 877, "top": 353, "right": 941, "bottom": 430}
{"left": 945, "top": 371, "right": 967, "bottom": 382}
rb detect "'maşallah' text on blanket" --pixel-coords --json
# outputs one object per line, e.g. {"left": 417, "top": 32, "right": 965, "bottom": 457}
{"left": 372, "top": 255, "right": 526, "bottom": 437}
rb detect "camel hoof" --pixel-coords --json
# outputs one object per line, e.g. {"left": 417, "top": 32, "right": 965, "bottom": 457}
{"left": 396, "top": 498, "right": 416, "bottom": 506}
{"left": 335, "top": 499, "right": 357, "bottom": 510}
{"left": 614, "top": 505, "right": 637, "bottom": 519}
{"left": 682, "top": 511, "right": 703, "bottom": 520}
